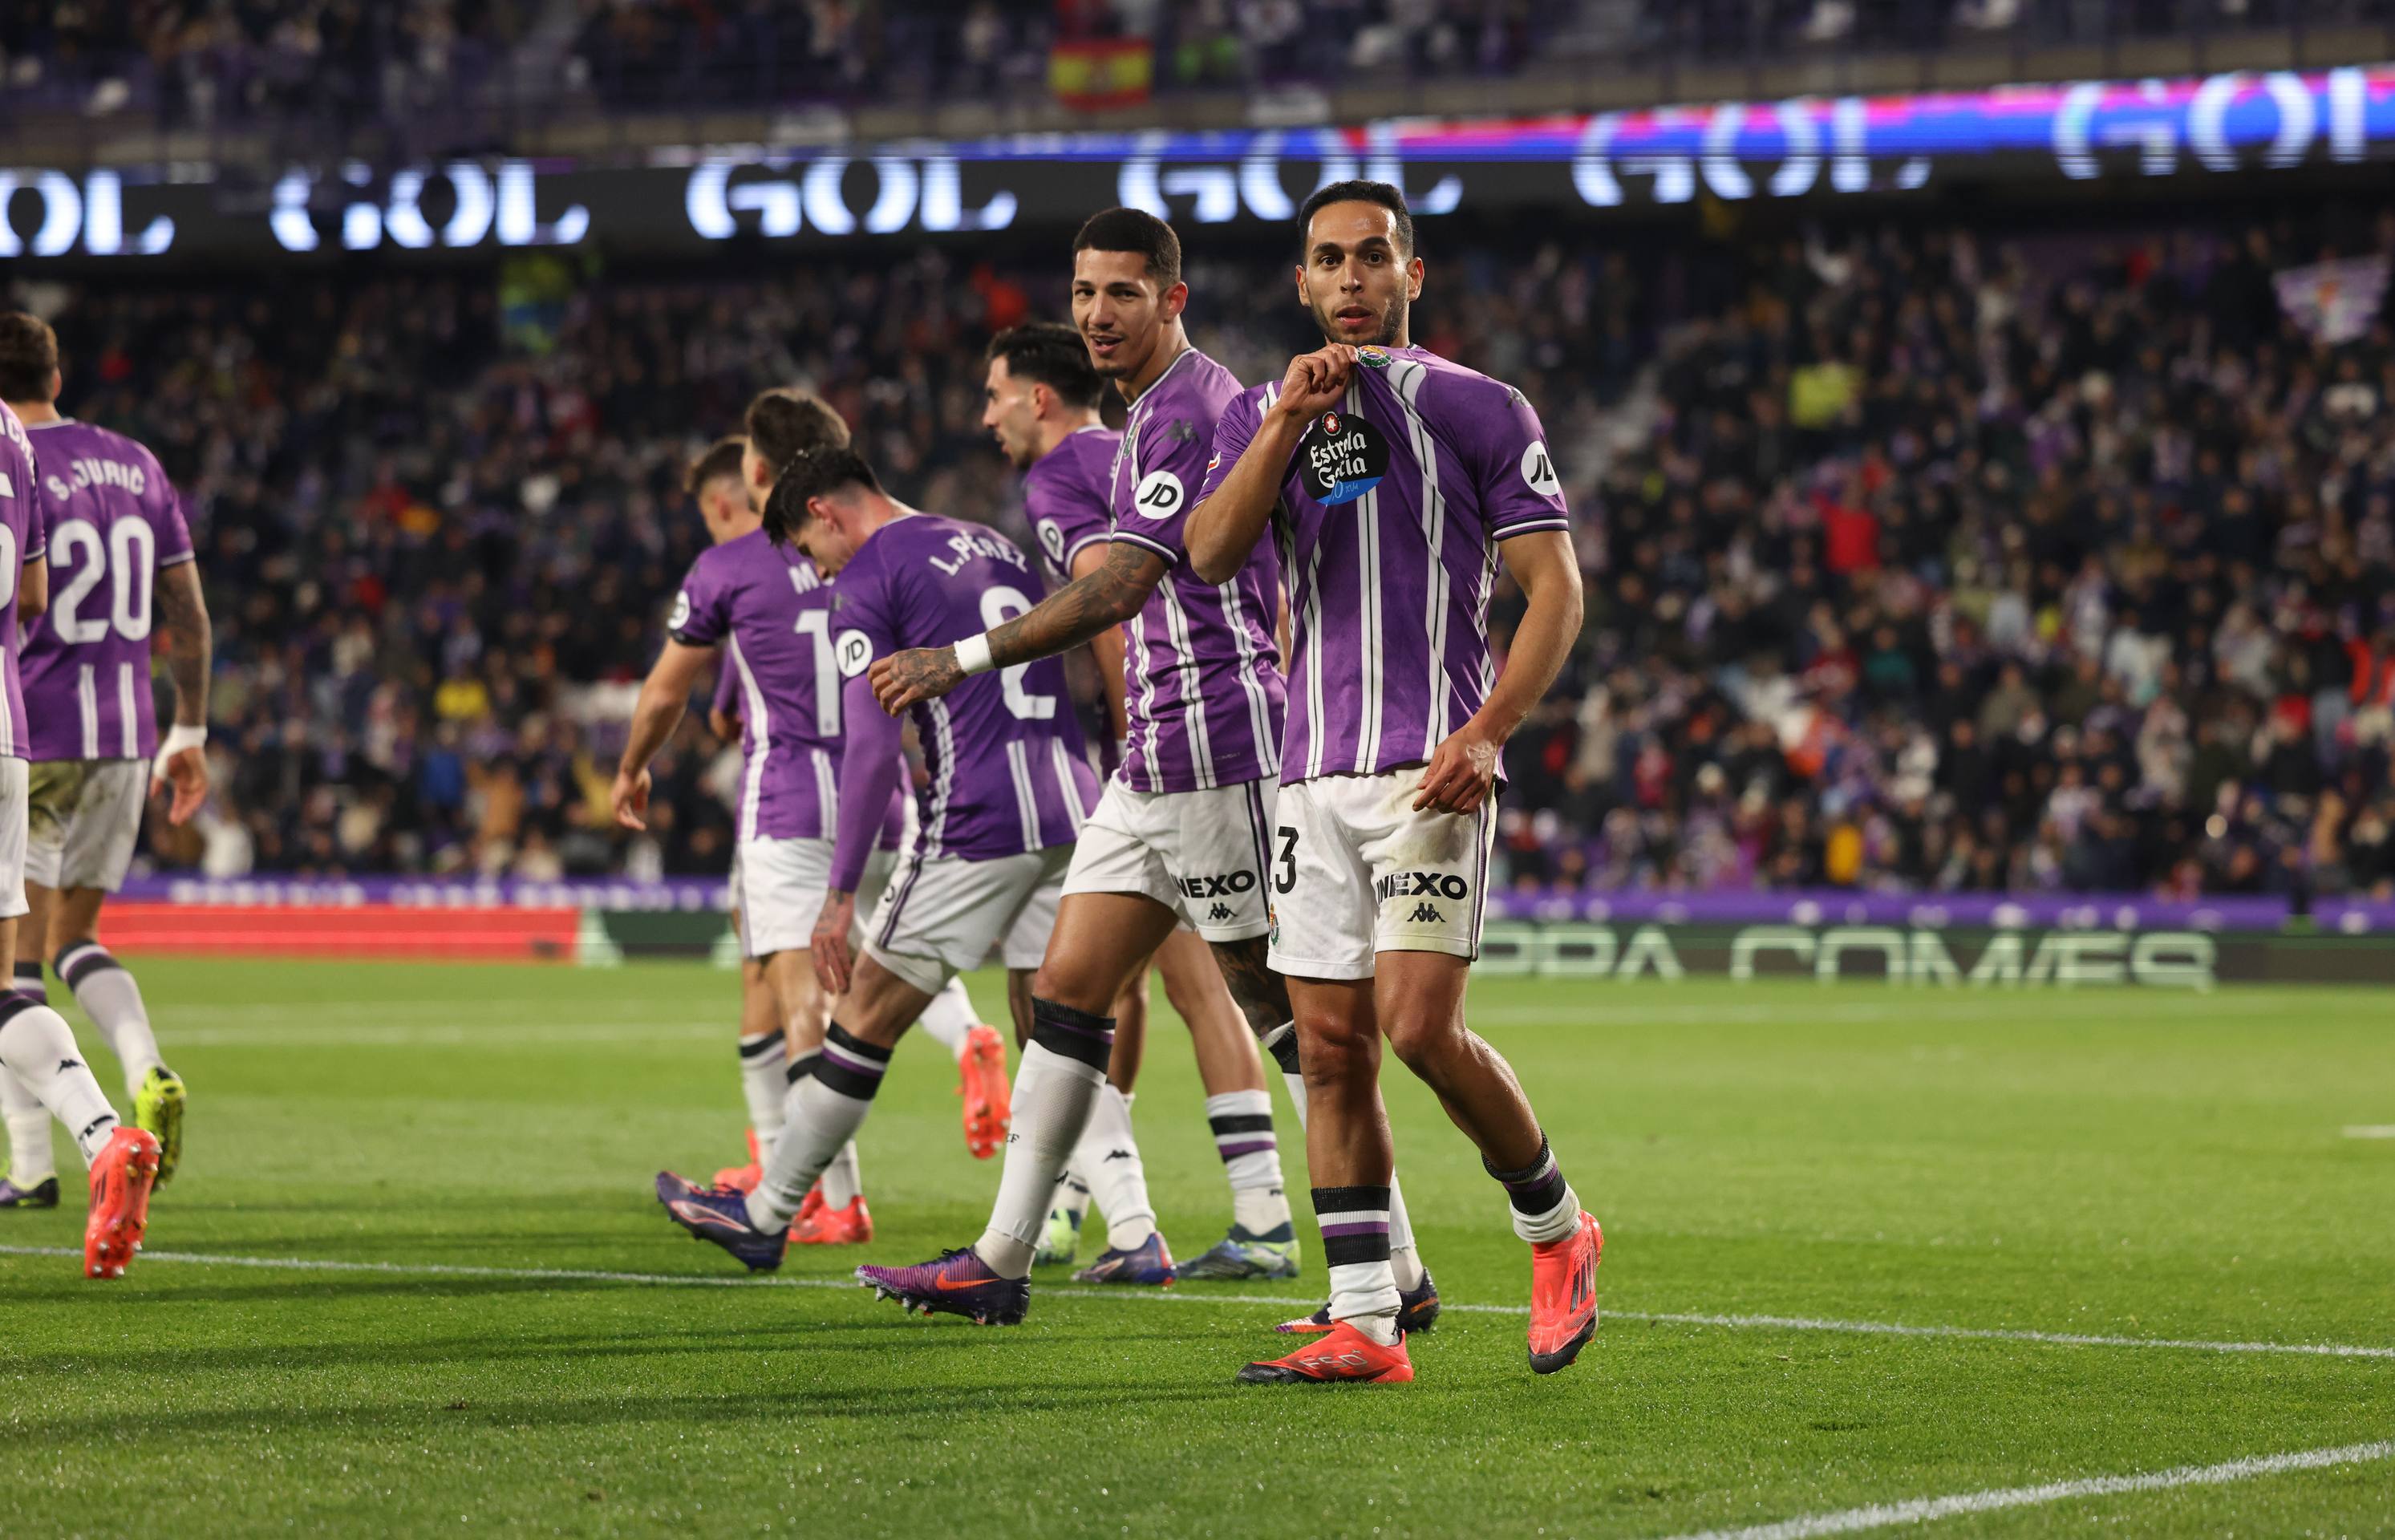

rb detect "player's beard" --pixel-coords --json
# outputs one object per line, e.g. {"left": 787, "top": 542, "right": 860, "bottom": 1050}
{"left": 1313, "top": 294, "right": 1406, "bottom": 348}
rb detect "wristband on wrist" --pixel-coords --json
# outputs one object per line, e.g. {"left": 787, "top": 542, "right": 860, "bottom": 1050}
{"left": 954, "top": 633, "right": 996, "bottom": 677}
{"left": 160, "top": 724, "right": 208, "bottom": 757}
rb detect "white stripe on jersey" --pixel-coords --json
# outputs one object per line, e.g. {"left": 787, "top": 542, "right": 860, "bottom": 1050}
{"left": 1125, "top": 607, "right": 1159, "bottom": 792}
{"left": 1048, "top": 740, "right": 1087, "bottom": 834}
{"left": 923, "top": 699, "right": 958, "bottom": 857}
{"left": 1349, "top": 380, "right": 1384, "bottom": 774}
{"left": 1393, "top": 360, "right": 1453, "bottom": 747}
{"left": 810, "top": 748, "right": 838, "bottom": 832}
{"left": 726, "top": 638, "right": 772, "bottom": 843}
{"left": 1156, "top": 579, "right": 1214, "bottom": 789}
{"left": 77, "top": 664, "right": 98, "bottom": 759}
{"left": 117, "top": 662, "right": 138, "bottom": 759}
{"left": 1004, "top": 740, "right": 1040, "bottom": 850}
{"left": 1300, "top": 535, "right": 1327, "bottom": 783}
{"left": 1214, "top": 573, "right": 1279, "bottom": 781}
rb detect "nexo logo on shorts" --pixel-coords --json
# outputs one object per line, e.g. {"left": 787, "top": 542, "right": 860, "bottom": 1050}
{"left": 1376, "top": 872, "right": 1469, "bottom": 903}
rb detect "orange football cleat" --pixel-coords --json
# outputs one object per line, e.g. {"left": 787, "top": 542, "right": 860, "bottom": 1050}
{"left": 1237, "top": 1320, "right": 1413, "bottom": 1384}
{"left": 792, "top": 1195, "right": 872, "bottom": 1245}
{"left": 958, "top": 1023, "right": 1011, "bottom": 1160}
{"left": 1526, "top": 1210, "right": 1602, "bottom": 1374}
{"left": 713, "top": 1128, "right": 763, "bottom": 1193}
{"left": 84, "top": 1125, "right": 161, "bottom": 1280}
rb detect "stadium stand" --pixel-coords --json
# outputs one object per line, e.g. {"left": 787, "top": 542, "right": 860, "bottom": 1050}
{"left": 28, "top": 196, "right": 2395, "bottom": 899}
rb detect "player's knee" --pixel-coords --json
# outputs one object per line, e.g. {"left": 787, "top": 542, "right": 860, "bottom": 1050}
{"left": 1293, "top": 1005, "right": 1373, "bottom": 1084}
{"left": 1031, "top": 960, "right": 1117, "bottom": 1019}
{"left": 1380, "top": 1010, "right": 1465, "bottom": 1077}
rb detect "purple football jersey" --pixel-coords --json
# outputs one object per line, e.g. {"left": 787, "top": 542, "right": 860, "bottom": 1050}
{"left": 1198, "top": 346, "right": 1570, "bottom": 786}
{"left": 0, "top": 403, "right": 43, "bottom": 760}
{"left": 18, "top": 418, "right": 193, "bottom": 762}
{"left": 671, "top": 529, "right": 902, "bottom": 848}
{"left": 832, "top": 513, "right": 1095, "bottom": 862}
{"left": 1105, "top": 348, "right": 1285, "bottom": 794}
{"left": 1023, "top": 424, "right": 1120, "bottom": 589}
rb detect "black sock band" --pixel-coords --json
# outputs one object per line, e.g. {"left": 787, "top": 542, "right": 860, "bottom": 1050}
{"left": 812, "top": 1023, "right": 892, "bottom": 1099}
{"left": 55, "top": 942, "right": 121, "bottom": 991}
{"left": 1313, "top": 1184, "right": 1393, "bottom": 1267}
{"left": 738, "top": 1032, "right": 784, "bottom": 1064}
{"left": 1028, "top": 996, "right": 1115, "bottom": 1073}
{"left": 11, "top": 961, "right": 45, "bottom": 1005}
{"left": 1262, "top": 1025, "right": 1303, "bottom": 1076}
{"left": 1485, "top": 1135, "right": 1570, "bottom": 1216}
{"left": 785, "top": 1052, "right": 820, "bottom": 1087}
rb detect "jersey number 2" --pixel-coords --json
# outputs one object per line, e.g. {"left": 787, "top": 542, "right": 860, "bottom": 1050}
{"left": 980, "top": 586, "right": 1056, "bottom": 721}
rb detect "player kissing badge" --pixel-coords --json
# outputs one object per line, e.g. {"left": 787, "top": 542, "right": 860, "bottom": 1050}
{"left": 1303, "top": 408, "right": 1390, "bottom": 505}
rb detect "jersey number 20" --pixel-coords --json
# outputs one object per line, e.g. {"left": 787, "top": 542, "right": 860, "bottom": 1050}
{"left": 49, "top": 518, "right": 156, "bottom": 644}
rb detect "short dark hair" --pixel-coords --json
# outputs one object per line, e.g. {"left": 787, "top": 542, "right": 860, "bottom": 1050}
{"left": 0, "top": 312, "right": 60, "bottom": 404}
{"left": 986, "top": 322, "right": 1105, "bottom": 411}
{"left": 1072, "top": 207, "right": 1181, "bottom": 292}
{"left": 743, "top": 387, "right": 850, "bottom": 473}
{"left": 684, "top": 436, "right": 748, "bottom": 498}
{"left": 760, "top": 444, "right": 882, "bottom": 548}
{"left": 1296, "top": 180, "right": 1416, "bottom": 259}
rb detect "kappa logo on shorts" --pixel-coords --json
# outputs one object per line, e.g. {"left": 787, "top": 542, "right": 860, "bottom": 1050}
{"left": 1408, "top": 903, "right": 1446, "bottom": 924}
{"left": 1376, "top": 872, "right": 1470, "bottom": 904}
{"left": 1207, "top": 903, "right": 1234, "bottom": 922}
{"left": 1174, "top": 871, "right": 1257, "bottom": 899}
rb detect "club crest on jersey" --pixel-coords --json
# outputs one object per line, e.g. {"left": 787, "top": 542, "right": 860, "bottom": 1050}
{"left": 1356, "top": 346, "right": 1391, "bottom": 369}
{"left": 1303, "top": 410, "right": 1390, "bottom": 506}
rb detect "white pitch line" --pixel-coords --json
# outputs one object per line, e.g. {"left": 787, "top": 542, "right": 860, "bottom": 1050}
{"left": 2344, "top": 1125, "right": 2395, "bottom": 1140}
{"left": 2, "top": 1246, "right": 2390, "bottom": 1360}
{"left": 1657, "top": 1439, "right": 2395, "bottom": 1540}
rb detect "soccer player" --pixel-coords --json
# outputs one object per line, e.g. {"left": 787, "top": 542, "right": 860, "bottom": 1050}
{"left": 622, "top": 413, "right": 1003, "bottom": 1245}
{"left": 0, "top": 311, "right": 206, "bottom": 1202}
{"left": 0, "top": 391, "right": 160, "bottom": 1275}
{"left": 858, "top": 209, "right": 1433, "bottom": 1325}
{"left": 657, "top": 395, "right": 1095, "bottom": 1287}
{"left": 1184, "top": 180, "right": 1602, "bottom": 1384}
{"left": 983, "top": 321, "right": 1295, "bottom": 1280}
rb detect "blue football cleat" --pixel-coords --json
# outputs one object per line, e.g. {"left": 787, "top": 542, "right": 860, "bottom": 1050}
{"left": 856, "top": 1247, "right": 1030, "bottom": 1325}
{"left": 1178, "top": 1225, "right": 1302, "bottom": 1280}
{"left": 1072, "top": 1230, "right": 1176, "bottom": 1286}
{"left": 655, "top": 1171, "right": 786, "bottom": 1272}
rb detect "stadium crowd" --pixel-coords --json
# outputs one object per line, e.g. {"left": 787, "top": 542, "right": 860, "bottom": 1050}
{"left": 21, "top": 198, "right": 2395, "bottom": 900}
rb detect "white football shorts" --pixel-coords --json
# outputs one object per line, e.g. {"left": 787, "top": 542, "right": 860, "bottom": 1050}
{"left": 1060, "top": 776, "right": 1275, "bottom": 942}
{"left": 862, "top": 843, "right": 1072, "bottom": 995}
{"left": 0, "top": 758, "right": 26, "bottom": 920}
{"left": 736, "top": 836, "right": 898, "bottom": 961}
{"left": 1264, "top": 764, "right": 1497, "bottom": 980}
{"left": 26, "top": 758, "right": 146, "bottom": 894}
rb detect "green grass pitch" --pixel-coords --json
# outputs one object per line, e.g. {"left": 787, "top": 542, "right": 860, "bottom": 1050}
{"left": 2, "top": 959, "right": 2390, "bottom": 1538}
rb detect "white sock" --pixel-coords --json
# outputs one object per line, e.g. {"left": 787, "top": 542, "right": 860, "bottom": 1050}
{"left": 1316, "top": 1184, "right": 1401, "bottom": 1344}
{"left": 820, "top": 1141, "right": 863, "bottom": 1208}
{"left": 1204, "top": 1088, "right": 1292, "bottom": 1237}
{"left": 737, "top": 1030, "right": 785, "bottom": 1157}
{"left": 0, "top": 999, "right": 120, "bottom": 1166}
{"left": 914, "top": 978, "right": 978, "bottom": 1061}
{"left": 1491, "top": 1138, "right": 1582, "bottom": 1245}
{"left": 1077, "top": 1084, "right": 1156, "bottom": 1252}
{"left": 977, "top": 1040, "right": 1107, "bottom": 1278}
{"left": 58, "top": 944, "right": 163, "bottom": 1097}
{"left": 2, "top": 1065, "right": 55, "bottom": 1186}
{"left": 745, "top": 1027, "right": 889, "bottom": 1232}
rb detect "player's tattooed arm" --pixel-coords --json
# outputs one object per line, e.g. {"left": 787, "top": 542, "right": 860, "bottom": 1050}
{"left": 1185, "top": 346, "right": 1351, "bottom": 585}
{"left": 1415, "top": 529, "right": 1583, "bottom": 815}
{"left": 155, "top": 561, "right": 213, "bottom": 727}
{"left": 868, "top": 542, "right": 1164, "bottom": 715}
{"left": 1206, "top": 935, "right": 1293, "bottom": 1040}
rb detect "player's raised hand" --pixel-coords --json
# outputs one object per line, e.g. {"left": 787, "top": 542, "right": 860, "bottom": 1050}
{"left": 1271, "top": 345, "right": 1356, "bottom": 423}
{"left": 611, "top": 766, "right": 652, "bottom": 830}
{"left": 812, "top": 890, "right": 858, "bottom": 995}
{"left": 1413, "top": 723, "right": 1501, "bottom": 815}
{"left": 149, "top": 744, "right": 210, "bottom": 826}
{"left": 871, "top": 646, "right": 963, "bottom": 715}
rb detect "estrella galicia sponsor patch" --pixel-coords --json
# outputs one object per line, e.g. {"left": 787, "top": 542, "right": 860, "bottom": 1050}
{"left": 834, "top": 628, "right": 874, "bottom": 677}
{"left": 1303, "top": 410, "right": 1391, "bottom": 506}
{"left": 1356, "top": 346, "right": 1391, "bottom": 369}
